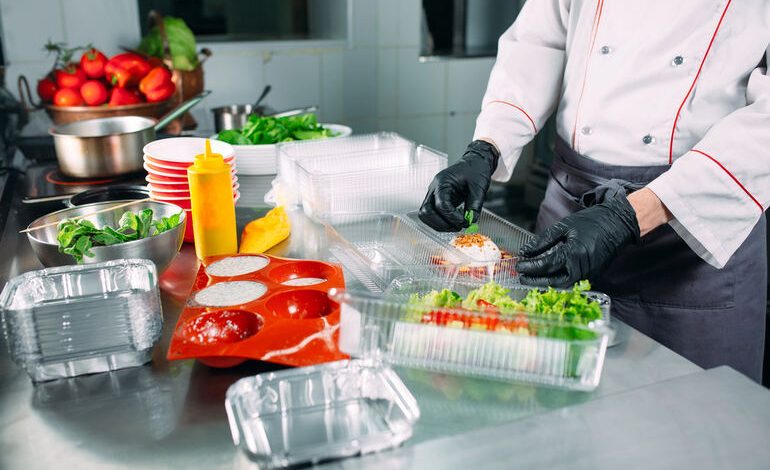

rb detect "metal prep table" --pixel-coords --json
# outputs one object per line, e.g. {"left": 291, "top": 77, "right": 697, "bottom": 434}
{"left": 1, "top": 174, "right": 768, "bottom": 469}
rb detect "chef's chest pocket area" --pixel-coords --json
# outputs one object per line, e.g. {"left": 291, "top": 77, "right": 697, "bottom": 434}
{"left": 600, "top": 224, "right": 737, "bottom": 310}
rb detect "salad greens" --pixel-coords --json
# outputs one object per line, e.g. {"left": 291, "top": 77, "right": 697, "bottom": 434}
{"left": 215, "top": 113, "right": 336, "bottom": 146}
{"left": 464, "top": 210, "right": 479, "bottom": 234}
{"left": 57, "top": 209, "right": 182, "bottom": 263}
{"left": 138, "top": 16, "right": 199, "bottom": 71}
{"left": 408, "top": 280, "right": 603, "bottom": 326}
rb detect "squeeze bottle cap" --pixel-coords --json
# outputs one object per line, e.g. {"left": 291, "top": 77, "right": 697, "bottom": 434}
{"left": 193, "top": 139, "right": 226, "bottom": 170}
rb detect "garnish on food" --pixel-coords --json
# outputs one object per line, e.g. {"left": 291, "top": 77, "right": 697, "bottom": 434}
{"left": 215, "top": 113, "right": 337, "bottom": 146}
{"left": 464, "top": 210, "right": 479, "bottom": 234}
{"left": 56, "top": 209, "right": 182, "bottom": 263}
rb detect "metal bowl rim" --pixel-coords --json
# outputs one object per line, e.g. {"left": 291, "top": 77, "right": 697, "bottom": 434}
{"left": 27, "top": 200, "right": 186, "bottom": 249}
{"left": 49, "top": 116, "right": 156, "bottom": 138}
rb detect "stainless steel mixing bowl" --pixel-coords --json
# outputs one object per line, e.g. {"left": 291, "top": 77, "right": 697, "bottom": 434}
{"left": 26, "top": 200, "right": 186, "bottom": 273}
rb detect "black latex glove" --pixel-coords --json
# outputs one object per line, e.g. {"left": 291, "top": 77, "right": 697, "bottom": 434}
{"left": 419, "top": 140, "right": 500, "bottom": 231}
{"left": 517, "top": 193, "right": 640, "bottom": 287}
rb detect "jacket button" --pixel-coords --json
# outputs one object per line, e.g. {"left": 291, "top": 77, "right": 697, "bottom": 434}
{"left": 672, "top": 55, "right": 685, "bottom": 66}
{"left": 581, "top": 126, "right": 593, "bottom": 135}
{"left": 642, "top": 134, "right": 655, "bottom": 145}
{"left": 600, "top": 45, "right": 613, "bottom": 55}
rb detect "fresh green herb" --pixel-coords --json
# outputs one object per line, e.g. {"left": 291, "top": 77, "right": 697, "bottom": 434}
{"left": 56, "top": 209, "right": 182, "bottom": 263}
{"left": 464, "top": 210, "right": 479, "bottom": 234}
{"left": 215, "top": 113, "right": 336, "bottom": 146}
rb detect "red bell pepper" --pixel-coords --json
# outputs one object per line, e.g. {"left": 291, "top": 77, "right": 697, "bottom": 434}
{"left": 108, "top": 87, "right": 141, "bottom": 106}
{"left": 105, "top": 53, "right": 151, "bottom": 88}
{"left": 139, "top": 66, "right": 176, "bottom": 103}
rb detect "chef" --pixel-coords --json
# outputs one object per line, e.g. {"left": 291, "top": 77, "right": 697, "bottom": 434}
{"left": 419, "top": 0, "right": 769, "bottom": 382}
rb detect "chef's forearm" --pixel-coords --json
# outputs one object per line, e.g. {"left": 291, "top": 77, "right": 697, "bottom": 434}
{"left": 628, "top": 188, "right": 672, "bottom": 237}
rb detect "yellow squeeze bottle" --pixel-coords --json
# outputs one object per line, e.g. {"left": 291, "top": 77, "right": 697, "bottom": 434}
{"left": 187, "top": 140, "right": 237, "bottom": 259}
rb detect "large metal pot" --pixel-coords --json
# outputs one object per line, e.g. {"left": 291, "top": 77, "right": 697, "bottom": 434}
{"left": 49, "top": 91, "right": 210, "bottom": 178}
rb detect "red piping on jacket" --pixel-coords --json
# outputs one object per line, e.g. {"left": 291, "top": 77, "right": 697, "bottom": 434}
{"left": 486, "top": 100, "right": 538, "bottom": 133}
{"left": 668, "top": 0, "right": 732, "bottom": 164}
{"left": 571, "top": 0, "right": 605, "bottom": 149}
{"left": 691, "top": 149, "right": 763, "bottom": 211}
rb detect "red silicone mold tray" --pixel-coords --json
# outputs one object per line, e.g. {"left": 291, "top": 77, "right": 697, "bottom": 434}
{"left": 167, "top": 254, "right": 348, "bottom": 368}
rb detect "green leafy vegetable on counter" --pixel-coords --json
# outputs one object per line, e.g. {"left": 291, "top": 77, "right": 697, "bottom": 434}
{"left": 464, "top": 210, "right": 479, "bottom": 234}
{"left": 57, "top": 209, "right": 182, "bottom": 263}
{"left": 215, "top": 113, "right": 336, "bottom": 146}
{"left": 138, "top": 16, "right": 199, "bottom": 71}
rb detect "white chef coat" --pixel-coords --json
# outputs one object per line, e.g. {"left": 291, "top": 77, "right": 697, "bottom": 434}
{"left": 474, "top": 0, "right": 770, "bottom": 268}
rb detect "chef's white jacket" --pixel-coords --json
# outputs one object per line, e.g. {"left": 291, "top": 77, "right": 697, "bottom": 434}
{"left": 474, "top": 0, "right": 770, "bottom": 268}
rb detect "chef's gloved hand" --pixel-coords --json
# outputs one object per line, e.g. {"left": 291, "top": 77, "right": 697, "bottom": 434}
{"left": 517, "top": 192, "right": 640, "bottom": 287}
{"left": 419, "top": 140, "right": 500, "bottom": 231}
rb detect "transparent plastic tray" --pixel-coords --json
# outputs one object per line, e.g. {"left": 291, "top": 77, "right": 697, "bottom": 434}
{"left": 0, "top": 259, "right": 163, "bottom": 382}
{"left": 225, "top": 359, "right": 420, "bottom": 468}
{"left": 406, "top": 209, "right": 535, "bottom": 284}
{"left": 275, "top": 132, "right": 415, "bottom": 206}
{"left": 331, "top": 278, "right": 611, "bottom": 391}
{"left": 326, "top": 213, "right": 470, "bottom": 292}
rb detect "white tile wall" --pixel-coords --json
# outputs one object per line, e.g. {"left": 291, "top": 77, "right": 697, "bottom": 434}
{"left": 397, "top": 48, "right": 446, "bottom": 116}
{"left": 1, "top": 0, "right": 510, "bottom": 166}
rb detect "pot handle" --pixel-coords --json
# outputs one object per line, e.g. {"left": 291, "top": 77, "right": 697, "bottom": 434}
{"left": 154, "top": 90, "right": 211, "bottom": 131}
{"left": 17, "top": 75, "right": 41, "bottom": 111}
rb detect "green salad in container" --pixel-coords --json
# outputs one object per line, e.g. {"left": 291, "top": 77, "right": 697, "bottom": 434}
{"left": 215, "top": 113, "right": 337, "bottom": 145}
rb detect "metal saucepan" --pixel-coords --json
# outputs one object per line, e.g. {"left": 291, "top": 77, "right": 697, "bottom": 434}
{"left": 49, "top": 91, "right": 211, "bottom": 179}
{"left": 22, "top": 185, "right": 150, "bottom": 206}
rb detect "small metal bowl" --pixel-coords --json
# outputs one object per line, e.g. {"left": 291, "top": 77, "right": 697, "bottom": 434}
{"left": 26, "top": 200, "right": 186, "bottom": 273}
{"left": 211, "top": 104, "right": 275, "bottom": 133}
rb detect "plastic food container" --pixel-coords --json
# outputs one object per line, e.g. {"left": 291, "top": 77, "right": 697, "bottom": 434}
{"left": 225, "top": 124, "right": 352, "bottom": 176}
{"left": 406, "top": 209, "right": 535, "bottom": 284}
{"left": 225, "top": 359, "right": 419, "bottom": 468}
{"left": 326, "top": 213, "right": 467, "bottom": 292}
{"left": 330, "top": 278, "right": 611, "bottom": 391}
{"left": 166, "top": 254, "right": 348, "bottom": 368}
{"left": 0, "top": 259, "right": 163, "bottom": 382}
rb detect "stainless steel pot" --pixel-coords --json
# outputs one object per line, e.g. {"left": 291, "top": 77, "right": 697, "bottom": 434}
{"left": 49, "top": 91, "right": 210, "bottom": 178}
{"left": 212, "top": 103, "right": 276, "bottom": 133}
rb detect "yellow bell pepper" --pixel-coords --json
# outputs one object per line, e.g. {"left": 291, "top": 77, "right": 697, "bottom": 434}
{"left": 239, "top": 206, "right": 291, "bottom": 254}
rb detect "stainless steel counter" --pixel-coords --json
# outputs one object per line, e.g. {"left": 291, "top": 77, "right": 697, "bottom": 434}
{"left": 0, "top": 174, "right": 759, "bottom": 469}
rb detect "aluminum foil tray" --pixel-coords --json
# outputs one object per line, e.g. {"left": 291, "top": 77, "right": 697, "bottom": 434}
{"left": 332, "top": 278, "right": 611, "bottom": 391}
{"left": 0, "top": 259, "right": 162, "bottom": 382}
{"left": 225, "top": 359, "right": 419, "bottom": 468}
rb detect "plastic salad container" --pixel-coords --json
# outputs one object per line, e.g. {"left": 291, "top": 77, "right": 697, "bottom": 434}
{"left": 225, "top": 359, "right": 420, "bottom": 467}
{"left": 0, "top": 259, "right": 163, "bottom": 382}
{"left": 331, "top": 277, "right": 611, "bottom": 391}
{"left": 274, "top": 132, "right": 415, "bottom": 206}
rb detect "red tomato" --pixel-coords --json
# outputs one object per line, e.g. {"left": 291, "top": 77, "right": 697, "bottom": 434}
{"left": 476, "top": 299, "right": 500, "bottom": 314}
{"left": 54, "top": 65, "right": 87, "bottom": 90}
{"left": 36, "top": 78, "right": 57, "bottom": 103}
{"left": 80, "top": 80, "right": 108, "bottom": 106}
{"left": 79, "top": 48, "right": 108, "bottom": 79}
{"left": 108, "top": 87, "right": 141, "bottom": 106}
{"left": 53, "top": 88, "right": 83, "bottom": 107}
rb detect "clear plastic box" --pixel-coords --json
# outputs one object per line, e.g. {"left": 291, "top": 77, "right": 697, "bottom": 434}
{"left": 330, "top": 278, "right": 611, "bottom": 391}
{"left": 405, "top": 209, "right": 535, "bottom": 284}
{"left": 326, "top": 213, "right": 469, "bottom": 292}
{"left": 275, "top": 132, "right": 415, "bottom": 206}
{"left": 0, "top": 259, "right": 163, "bottom": 382}
{"left": 225, "top": 359, "right": 420, "bottom": 468}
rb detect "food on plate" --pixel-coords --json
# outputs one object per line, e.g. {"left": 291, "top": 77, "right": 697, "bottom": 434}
{"left": 239, "top": 206, "right": 291, "bottom": 254}
{"left": 34, "top": 42, "right": 174, "bottom": 107}
{"left": 405, "top": 280, "right": 602, "bottom": 339}
{"left": 193, "top": 281, "right": 268, "bottom": 307}
{"left": 215, "top": 113, "right": 337, "bottom": 146}
{"left": 138, "top": 16, "right": 200, "bottom": 72}
{"left": 56, "top": 209, "right": 182, "bottom": 263}
{"left": 282, "top": 278, "right": 326, "bottom": 286}
{"left": 205, "top": 255, "right": 270, "bottom": 277}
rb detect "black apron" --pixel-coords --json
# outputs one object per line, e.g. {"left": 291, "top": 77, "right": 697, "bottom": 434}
{"left": 535, "top": 138, "right": 767, "bottom": 382}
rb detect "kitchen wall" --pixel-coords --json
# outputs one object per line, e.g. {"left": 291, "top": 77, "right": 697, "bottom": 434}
{"left": 0, "top": 0, "right": 509, "bottom": 165}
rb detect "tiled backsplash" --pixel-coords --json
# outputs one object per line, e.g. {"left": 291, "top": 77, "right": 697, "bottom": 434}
{"left": 1, "top": 0, "right": 502, "bottom": 163}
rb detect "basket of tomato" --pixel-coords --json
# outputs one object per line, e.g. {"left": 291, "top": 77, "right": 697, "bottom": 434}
{"left": 18, "top": 42, "right": 177, "bottom": 125}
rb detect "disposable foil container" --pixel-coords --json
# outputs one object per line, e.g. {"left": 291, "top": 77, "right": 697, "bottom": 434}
{"left": 0, "top": 259, "right": 163, "bottom": 382}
